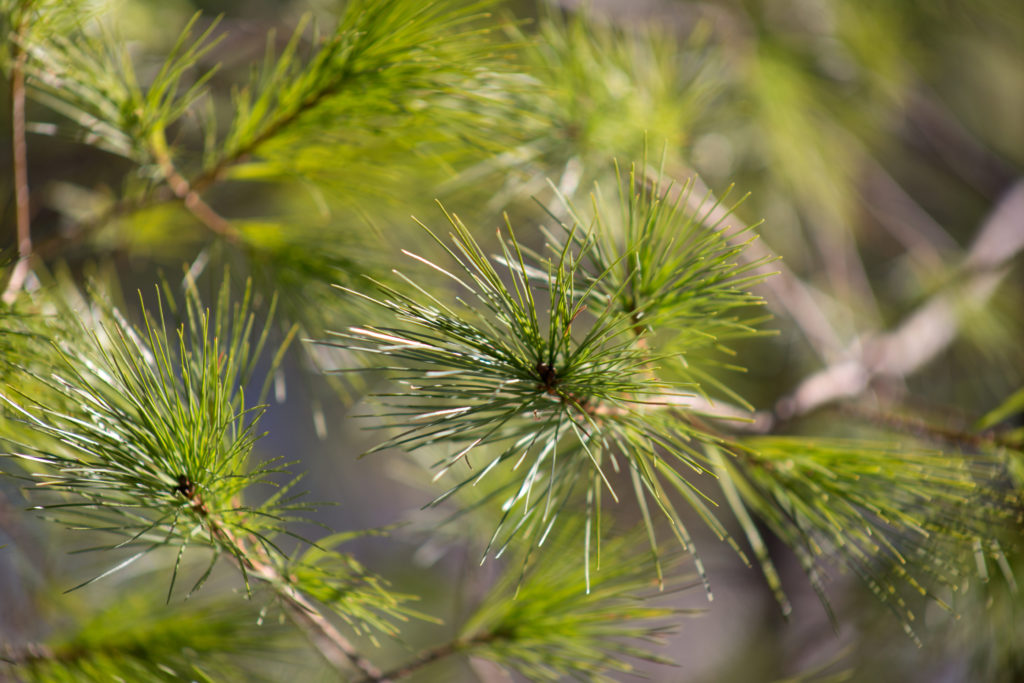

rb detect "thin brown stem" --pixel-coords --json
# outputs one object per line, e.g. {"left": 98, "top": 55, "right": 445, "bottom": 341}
{"left": 359, "top": 633, "right": 495, "bottom": 683}
{"left": 151, "top": 130, "right": 239, "bottom": 242}
{"left": 774, "top": 178, "right": 1024, "bottom": 422}
{"left": 366, "top": 640, "right": 461, "bottom": 682}
{"left": 207, "top": 521, "right": 385, "bottom": 680}
{"left": 3, "top": 31, "right": 31, "bottom": 304}
{"left": 837, "top": 403, "right": 1021, "bottom": 451}
{"left": 32, "top": 152, "right": 224, "bottom": 262}
{"left": 30, "top": 29, "right": 353, "bottom": 258}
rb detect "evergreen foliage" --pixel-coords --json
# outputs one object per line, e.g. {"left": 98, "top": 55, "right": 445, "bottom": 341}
{"left": 1, "top": 0, "right": 1022, "bottom": 681}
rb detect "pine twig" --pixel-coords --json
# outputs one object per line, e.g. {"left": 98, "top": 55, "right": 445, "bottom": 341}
{"left": 358, "top": 637, "right": 478, "bottom": 683}
{"left": 837, "top": 403, "right": 1021, "bottom": 451}
{"left": 207, "top": 521, "right": 386, "bottom": 681}
{"left": 3, "top": 22, "right": 32, "bottom": 304}
{"left": 774, "top": 178, "right": 1024, "bottom": 421}
{"left": 357, "top": 633, "right": 506, "bottom": 683}
{"left": 33, "top": 145, "right": 233, "bottom": 261}
{"left": 151, "top": 129, "right": 239, "bottom": 242}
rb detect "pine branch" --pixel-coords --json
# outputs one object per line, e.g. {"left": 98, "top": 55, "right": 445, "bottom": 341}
{"left": 774, "top": 179, "right": 1024, "bottom": 422}
{"left": 195, "top": 0, "right": 509, "bottom": 191}
{"left": 2, "top": 1, "right": 1020, "bottom": 678}
{"left": 328, "top": 163, "right": 773, "bottom": 600}
{"left": 0, "top": 275, "right": 416, "bottom": 679}
{"left": 208, "top": 522, "right": 385, "bottom": 680}
{"left": 355, "top": 523, "right": 691, "bottom": 682}
{"left": 16, "top": 9, "right": 226, "bottom": 251}
{"left": 721, "top": 437, "right": 1009, "bottom": 641}
{"left": 332, "top": 159, "right": 1015, "bottom": 643}
{"left": 19, "top": 0, "right": 518, "bottom": 290}
{"left": 1, "top": 592, "right": 295, "bottom": 681}
{"left": 149, "top": 126, "right": 240, "bottom": 242}
{"left": 361, "top": 638, "right": 469, "bottom": 682}
{"left": 453, "top": 523, "right": 690, "bottom": 681}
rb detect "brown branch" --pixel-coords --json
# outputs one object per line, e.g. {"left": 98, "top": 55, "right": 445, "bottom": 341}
{"left": 36, "top": 80, "right": 322, "bottom": 253}
{"left": 837, "top": 403, "right": 1022, "bottom": 451}
{"left": 359, "top": 633, "right": 495, "bottom": 683}
{"left": 29, "top": 24, "right": 356, "bottom": 259}
{"left": 151, "top": 131, "right": 239, "bottom": 242}
{"left": 275, "top": 579, "right": 387, "bottom": 681}
{"left": 3, "top": 29, "right": 32, "bottom": 304}
{"left": 630, "top": 172, "right": 1024, "bottom": 433}
{"left": 774, "top": 178, "right": 1024, "bottom": 422}
{"left": 364, "top": 640, "right": 462, "bottom": 682}
{"left": 206, "top": 521, "right": 385, "bottom": 681}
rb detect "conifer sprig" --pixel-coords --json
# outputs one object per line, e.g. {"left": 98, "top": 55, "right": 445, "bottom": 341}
{"left": 213, "top": 0, "right": 506, "bottom": 188}
{"left": 453, "top": 524, "right": 693, "bottom": 682}
{"left": 25, "top": 11, "right": 221, "bottom": 164}
{"left": 0, "top": 276, "right": 417, "bottom": 676}
{"left": 1, "top": 276, "right": 296, "bottom": 592}
{"left": 718, "top": 438, "right": 1007, "bottom": 641}
{"left": 328, "top": 167, "right": 770, "bottom": 594}
{"left": 542, "top": 162, "right": 775, "bottom": 405}
{"left": 2, "top": 593, "right": 294, "bottom": 682}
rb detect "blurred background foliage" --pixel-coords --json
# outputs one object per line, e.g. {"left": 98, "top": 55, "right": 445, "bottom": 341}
{"left": 2, "top": 0, "right": 1023, "bottom": 681}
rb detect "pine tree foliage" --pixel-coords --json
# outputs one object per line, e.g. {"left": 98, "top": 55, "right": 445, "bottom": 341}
{"left": 3, "top": 591, "right": 296, "bottom": 682}
{"left": 0, "top": 276, "right": 418, "bottom": 641}
{"left": 332, "top": 162, "right": 1008, "bottom": 637}
{"left": 332, "top": 164, "right": 773, "bottom": 595}
{"left": 211, "top": 0, "right": 513, "bottom": 193}
{"left": 2, "top": 0, "right": 1023, "bottom": 681}
{"left": 720, "top": 438, "right": 1006, "bottom": 638}
{"left": 463, "top": 7, "right": 716, "bottom": 209}
{"left": 455, "top": 524, "right": 693, "bottom": 682}
{"left": 3, "top": 276, "right": 297, "bottom": 571}
{"left": 24, "top": 10, "right": 220, "bottom": 163}
{"left": 11, "top": 0, "right": 524, "bottom": 370}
